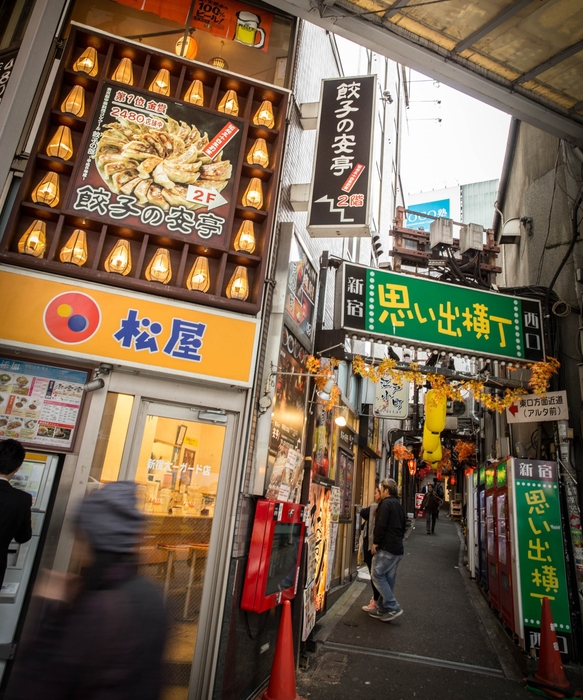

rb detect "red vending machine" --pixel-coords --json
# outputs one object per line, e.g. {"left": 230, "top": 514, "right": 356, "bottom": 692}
{"left": 485, "top": 462, "right": 499, "bottom": 611}
{"left": 495, "top": 459, "right": 515, "bottom": 630}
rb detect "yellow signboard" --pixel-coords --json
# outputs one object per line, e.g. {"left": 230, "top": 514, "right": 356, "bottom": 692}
{"left": 0, "top": 266, "right": 259, "bottom": 386}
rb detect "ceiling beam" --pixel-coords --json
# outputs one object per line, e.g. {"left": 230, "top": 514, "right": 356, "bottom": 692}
{"left": 514, "top": 39, "right": 583, "bottom": 85}
{"left": 383, "top": 0, "right": 412, "bottom": 20}
{"left": 264, "top": 0, "right": 583, "bottom": 144}
{"left": 454, "top": 0, "right": 536, "bottom": 54}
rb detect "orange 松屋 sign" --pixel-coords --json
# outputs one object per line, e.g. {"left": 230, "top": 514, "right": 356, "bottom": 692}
{"left": 0, "top": 266, "right": 259, "bottom": 386}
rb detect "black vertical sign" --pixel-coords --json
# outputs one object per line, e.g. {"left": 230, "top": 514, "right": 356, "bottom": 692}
{"left": 335, "top": 263, "right": 366, "bottom": 332}
{"left": 307, "top": 76, "right": 376, "bottom": 237}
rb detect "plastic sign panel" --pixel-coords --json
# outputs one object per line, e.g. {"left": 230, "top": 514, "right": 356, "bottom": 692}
{"left": 307, "top": 76, "right": 376, "bottom": 237}
{"left": 506, "top": 391, "right": 568, "bottom": 423}
{"left": 510, "top": 458, "right": 573, "bottom": 657}
{"left": 67, "top": 81, "right": 243, "bottom": 249}
{"left": 336, "top": 263, "right": 545, "bottom": 362}
{"left": 405, "top": 198, "right": 450, "bottom": 231}
{"left": 373, "top": 375, "right": 410, "bottom": 419}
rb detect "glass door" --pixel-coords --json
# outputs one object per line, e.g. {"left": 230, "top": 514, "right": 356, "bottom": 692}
{"left": 90, "top": 397, "right": 235, "bottom": 700}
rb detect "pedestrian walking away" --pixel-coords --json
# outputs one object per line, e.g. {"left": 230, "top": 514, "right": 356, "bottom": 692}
{"left": 421, "top": 483, "right": 442, "bottom": 534}
{"left": 359, "top": 485, "right": 381, "bottom": 612}
{"left": 369, "top": 478, "right": 406, "bottom": 623}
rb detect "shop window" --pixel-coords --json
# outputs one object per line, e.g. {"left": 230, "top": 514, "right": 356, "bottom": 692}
{"left": 68, "top": 0, "right": 294, "bottom": 88}
{"left": 89, "top": 392, "right": 134, "bottom": 484}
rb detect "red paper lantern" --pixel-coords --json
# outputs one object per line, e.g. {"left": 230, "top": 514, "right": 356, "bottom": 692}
{"left": 449, "top": 474, "right": 456, "bottom": 486}
{"left": 407, "top": 459, "right": 416, "bottom": 476}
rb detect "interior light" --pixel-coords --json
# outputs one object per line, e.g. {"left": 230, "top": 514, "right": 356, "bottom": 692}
{"left": 217, "top": 90, "right": 238, "bottom": 116}
{"left": 253, "top": 100, "right": 275, "bottom": 128}
{"left": 104, "top": 239, "right": 132, "bottom": 275}
{"left": 111, "top": 57, "right": 134, "bottom": 85}
{"left": 149, "top": 69, "right": 171, "bottom": 95}
{"left": 31, "top": 172, "right": 60, "bottom": 207}
{"left": 73, "top": 47, "right": 98, "bottom": 77}
{"left": 186, "top": 256, "right": 210, "bottom": 292}
{"left": 184, "top": 79, "right": 204, "bottom": 106}
{"left": 175, "top": 35, "right": 198, "bottom": 60}
{"left": 234, "top": 220, "right": 256, "bottom": 253}
{"left": 242, "top": 178, "right": 263, "bottom": 209}
{"left": 61, "top": 85, "right": 85, "bottom": 117}
{"left": 18, "top": 220, "right": 47, "bottom": 258}
{"left": 145, "top": 248, "right": 172, "bottom": 284}
{"left": 226, "top": 266, "right": 249, "bottom": 301}
{"left": 46, "top": 126, "right": 74, "bottom": 161}
{"left": 60, "top": 229, "right": 88, "bottom": 266}
{"left": 247, "top": 138, "right": 269, "bottom": 167}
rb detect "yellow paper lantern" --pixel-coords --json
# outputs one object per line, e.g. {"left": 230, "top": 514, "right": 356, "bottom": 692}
{"left": 46, "top": 126, "right": 73, "bottom": 161}
{"left": 184, "top": 79, "right": 204, "bottom": 106}
{"left": 246, "top": 138, "right": 269, "bottom": 168}
{"left": 111, "top": 57, "right": 134, "bottom": 85}
{"left": 253, "top": 100, "right": 275, "bottom": 128}
{"left": 73, "top": 47, "right": 98, "bottom": 77}
{"left": 31, "top": 172, "right": 60, "bottom": 207}
{"left": 149, "top": 69, "right": 171, "bottom": 95}
{"left": 186, "top": 256, "right": 210, "bottom": 292}
{"left": 226, "top": 266, "right": 249, "bottom": 301}
{"left": 423, "top": 443, "right": 442, "bottom": 464}
{"left": 217, "top": 90, "right": 238, "bottom": 116}
{"left": 60, "top": 229, "right": 88, "bottom": 266}
{"left": 422, "top": 424, "right": 440, "bottom": 453}
{"left": 145, "top": 248, "right": 172, "bottom": 284}
{"left": 18, "top": 220, "right": 47, "bottom": 258}
{"left": 104, "top": 239, "right": 132, "bottom": 275}
{"left": 242, "top": 178, "right": 263, "bottom": 209}
{"left": 234, "top": 220, "right": 256, "bottom": 253}
{"left": 425, "top": 390, "right": 447, "bottom": 433}
{"left": 61, "top": 85, "right": 85, "bottom": 117}
{"left": 175, "top": 35, "right": 198, "bottom": 59}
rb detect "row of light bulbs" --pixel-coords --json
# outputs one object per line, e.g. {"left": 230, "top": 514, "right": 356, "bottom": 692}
{"left": 72, "top": 47, "right": 276, "bottom": 127}
{"left": 17, "top": 223, "right": 251, "bottom": 300}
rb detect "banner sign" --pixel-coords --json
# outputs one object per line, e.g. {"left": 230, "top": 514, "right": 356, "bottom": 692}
{"left": 307, "top": 76, "right": 376, "bottom": 237}
{"left": 336, "top": 263, "right": 545, "bottom": 362}
{"left": 0, "top": 358, "right": 88, "bottom": 451}
{"left": 511, "top": 458, "right": 573, "bottom": 657}
{"left": 374, "top": 375, "right": 410, "bottom": 419}
{"left": 506, "top": 391, "right": 568, "bottom": 423}
{"left": 66, "top": 81, "right": 243, "bottom": 248}
{"left": 285, "top": 236, "right": 317, "bottom": 347}
{"left": 0, "top": 266, "right": 258, "bottom": 386}
{"left": 405, "top": 198, "right": 450, "bottom": 231}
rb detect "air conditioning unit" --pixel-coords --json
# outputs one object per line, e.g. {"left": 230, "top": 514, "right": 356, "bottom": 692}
{"left": 459, "top": 223, "right": 484, "bottom": 253}
{"left": 429, "top": 218, "right": 453, "bottom": 249}
{"left": 446, "top": 399, "right": 467, "bottom": 417}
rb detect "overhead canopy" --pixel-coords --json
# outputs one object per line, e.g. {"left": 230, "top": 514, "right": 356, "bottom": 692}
{"left": 264, "top": 0, "right": 583, "bottom": 145}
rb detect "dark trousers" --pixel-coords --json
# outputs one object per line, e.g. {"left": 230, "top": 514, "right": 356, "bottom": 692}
{"left": 426, "top": 511, "right": 437, "bottom": 532}
{"left": 364, "top": 547, "right": 380, "bottom": 600}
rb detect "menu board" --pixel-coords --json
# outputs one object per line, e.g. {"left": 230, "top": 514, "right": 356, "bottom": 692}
{"left": 0, "top": 358, "right": 88, "bottom": 450}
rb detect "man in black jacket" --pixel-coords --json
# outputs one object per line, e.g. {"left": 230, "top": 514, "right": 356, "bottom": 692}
{"left": 369, "top": 478, "right": 406, "bottom": 622}
{"left": 0, "top": 439, "right": 32, "bottom": 586}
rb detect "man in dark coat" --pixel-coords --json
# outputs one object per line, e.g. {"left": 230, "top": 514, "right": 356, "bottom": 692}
{"left": 0, "top": 439, "right": 32, "bottom": 586}
{"left": 369, "top": 478, "right": 406, "bottom": 622}
{"left": 7, "top": 481, "right": 167, "bottom": 700}
{"left": 422, "top": 483, "right": 442, "bottom": 534}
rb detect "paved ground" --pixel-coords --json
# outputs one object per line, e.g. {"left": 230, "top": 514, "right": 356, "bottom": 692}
{"left": 296, "top": 512, "right": 541, "bottom": 700}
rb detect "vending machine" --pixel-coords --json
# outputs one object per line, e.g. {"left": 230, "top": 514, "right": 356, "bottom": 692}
{"left": 0, "top": 452, "right": 60, "bottom": 684}
{"left": 476, "top": 463, "right": 488, "bottom": 589}
{"left": 494, "top": 459, "right": 515, "bottom": 631}
{"left": 485, "top": 462, "right": 499, "bottom": 610}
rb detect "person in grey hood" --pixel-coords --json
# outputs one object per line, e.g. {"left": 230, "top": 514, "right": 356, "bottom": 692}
{"left": 7, "top": 481, "right": 167, "bottom": 700}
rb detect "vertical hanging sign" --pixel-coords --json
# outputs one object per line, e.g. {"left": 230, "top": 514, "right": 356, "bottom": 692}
{"left": 511, "top": 458, "right": 573, "bottom": 657}
{"left": 307, "top": 76, "right": 376, "bottom": 238}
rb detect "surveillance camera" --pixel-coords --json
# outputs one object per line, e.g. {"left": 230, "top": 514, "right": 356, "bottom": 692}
{"left": 84, "top": 377, "right": 105, "bottom": 393}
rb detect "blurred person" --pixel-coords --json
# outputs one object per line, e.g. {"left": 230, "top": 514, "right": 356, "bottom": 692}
{"left": 421, "top": 483, "right": 442, "bottom": 534}
{"left": 359, "top": 485, "right": 381, "bottom": 612}
{"left": 0, "top": 438, "right": 31, "bottom": 586}
{"left": 7, "top": 481, "right": 167, "bottom": 700}
{"left": 369, "top": 479, "right": 406, "bottom": 623}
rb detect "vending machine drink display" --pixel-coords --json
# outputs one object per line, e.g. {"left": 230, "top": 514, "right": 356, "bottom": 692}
{"left": 477, "top": 463, "right": 488, "bottom": 589}
{"left": 241, "top": 499, "right": 306, "bottom": 613}
{"left": 485, "top": 463, "right": 497, "bottom": 608}
{"left": 495, "top": 460, "right": 514, "bottom": 630}
{"left": 0, "top": 452, "right": 59, "bottom": 684}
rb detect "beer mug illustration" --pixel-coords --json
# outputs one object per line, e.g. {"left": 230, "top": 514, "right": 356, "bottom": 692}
{"left": 235, "top": 11, "right": 265, "bottom": 49}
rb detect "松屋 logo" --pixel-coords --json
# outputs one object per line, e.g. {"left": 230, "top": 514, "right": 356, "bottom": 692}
{"left": 44, "top": 292, "right": 101, "bottom": 344}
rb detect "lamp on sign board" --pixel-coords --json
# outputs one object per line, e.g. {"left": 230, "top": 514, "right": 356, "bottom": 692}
{"left": 334, "top": 408, "right": 347, "bottom": 427}
{"left": 234, "top": 220, "right": 256, "bottom": 253}
{"left": 184, "top": 79, "right": 204, "bottom": 106}
{"left": 73, "top": 47, "right": 98, "bottom": 76}
{"left": 226, "top": 266, "right": 249, "bottom": 301}
{"left": 104, "top": 239, "right": 132, "bottom": 275}
{"left": 247, "top": 138, "right": 269, "bottom": 167}
{"left": 175, "top": 34, "right": 198, "bottom": 59}
{"left": 46, "top": 126, "right": 74, "bottom": 160}
{"left": 18, "top": 220, "right": 47, "bottom": 258}
{"left": 317, "top": 378, "right": 335, "bottom": 402}
{"left": 253, "top": 100, "right": 275, "bottom": 128}
{"left": 145, "top": 248, "right": 172, "bottom": 284}
{"left": 60, "top": 229, "right": 88, "bottom": 266}
{"left": 111, "top": 57, "right": 134, "bottom": 85}
{"left": 149, "top": 69, "right": 171, "bottom": 95}
{"left": 31, "top": 172, "right": 60, "bottom": 207}
{"left": 61, "top": 85, "right": 85, "bottom": 116}
{"left": 217, "top": 90, "right": 238, "bottom": 116}
{"left": 242, "top": 178, "right": 263, "bottom": 209}
{"left": 186, "top": 256, "right": 210, "bottom": 292}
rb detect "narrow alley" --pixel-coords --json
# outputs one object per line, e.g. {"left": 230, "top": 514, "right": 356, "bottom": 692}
{"left": 297, "top": 513, "right": 535, "bottom": 700}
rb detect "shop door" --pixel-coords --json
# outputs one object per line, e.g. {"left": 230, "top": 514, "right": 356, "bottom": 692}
{"left": 123, "top": 400, "right": 236, "bottom": 700}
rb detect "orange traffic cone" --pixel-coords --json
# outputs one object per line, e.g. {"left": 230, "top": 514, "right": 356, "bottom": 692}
{"left": 261, "top": 601, "right": 305, "bottom": 700}
{"left": 524, "top": 597, "right": 582, "bottom": 698}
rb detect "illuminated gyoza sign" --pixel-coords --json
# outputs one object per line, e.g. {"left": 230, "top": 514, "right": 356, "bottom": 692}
{"left": 336, "top": 263, "right": 545, "bottom": 362}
